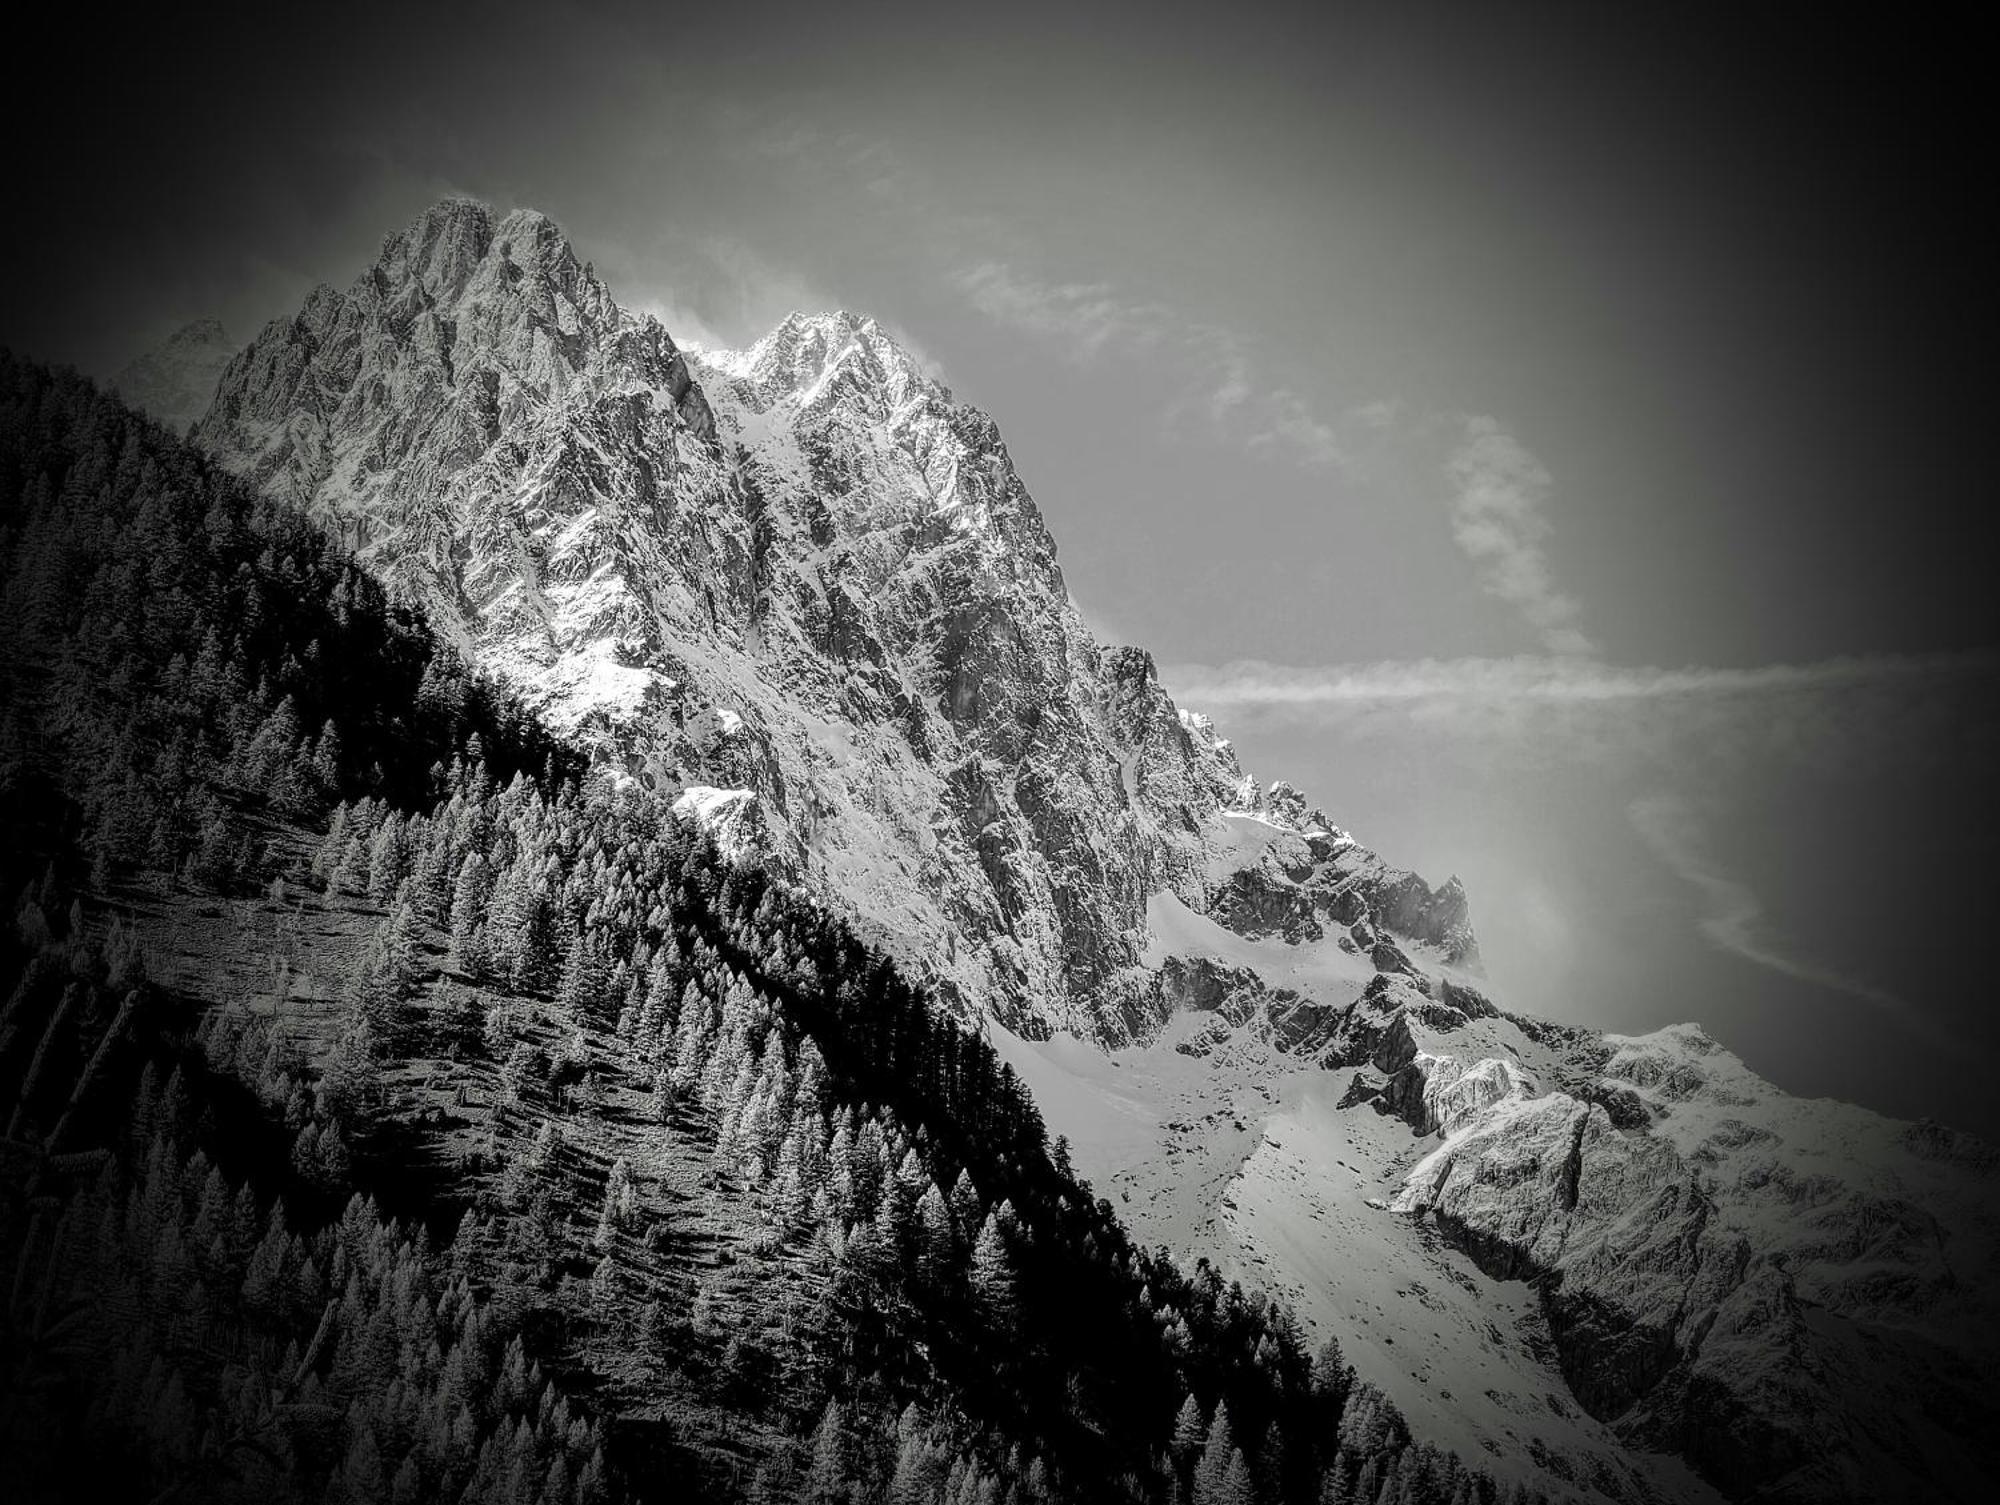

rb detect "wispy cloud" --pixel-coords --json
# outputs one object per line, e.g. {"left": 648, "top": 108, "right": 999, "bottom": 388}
{"left": 1246, "top": 388, "right": 1345, "bottom": 469}
{"left": 1446, "top": 417, "right": 1593, "bottom": 656}
{"left": 1163, "top": 650, "right": 1992, "bottom": 1032}
{"left": 948, "top": 260, "right": 1595, "bottom": 641}
{"left": 949, "top": 260, "right": 1354, "bottom": 471}
{"left": 1626, "top": 791, "right": 1915, "bottom": 1016}
{"left": 950, "top": 261, "right": 1168, "bottom": 362}
{"left": 1161, "top": 651, "right": 1999, "bottom": 775}
{"left": 1204, "top": 348, "right": 1253, "bottom": 421}
{"left": 627, "top": 295, "right": 728, "bottom": 353}
{"left": 701, "top": 123, "right": 1606, "bottom": 660}
{"left": 735, "top": 120, "right": 924, "bottom": 206}
{"left": 1164, "top": 652, "right": 1990, "bottom": 707}
{"left": 703, "top": 122, "right": 1363, "bottom": 475}
{"left": 612, "top": 230, "right": 844, "bottom": 354}
{"left": 738, "top": 119, "right": 827, "bottom": 162}
{"left": 877, "top": 320, "right": 950, "bottom": 383}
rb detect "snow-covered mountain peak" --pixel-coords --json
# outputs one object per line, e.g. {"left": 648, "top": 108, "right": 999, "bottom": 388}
{"left": 692, "top": 306, "right": 1054, "bottom": 572}
{"left": 363, "top": 197, "right": 602, "bottom": 300}
{"left": 341, "top": 199, "right": 677, "bottom": 402}
{"left": 196, "top": 197, "right": 723, "bottom": 744}
{"left": 701, "top": 308, "right": 943, "bottom": 418}
{"left": 372, "top": 195, "right": 496, "bottom": 300}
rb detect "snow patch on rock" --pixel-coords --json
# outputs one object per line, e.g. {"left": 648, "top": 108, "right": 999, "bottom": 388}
{"left": 671, "top": 786, "right": 769, "bottom": 867}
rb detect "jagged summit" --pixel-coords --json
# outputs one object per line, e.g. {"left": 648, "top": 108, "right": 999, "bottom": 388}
{"left": 361, "top": 198, "right": 602, "bottom": 301}
{"left": 701, "top": 308, "right": 949, "bottom": 410}
{"left": 692, "top": 304, "right": 1060, "bottom": 590}
{"left": 198, "top": 197, "right": 718, "bottom": 684}
{"left": 375, "top": 195, "right": 496, "bottom": 298}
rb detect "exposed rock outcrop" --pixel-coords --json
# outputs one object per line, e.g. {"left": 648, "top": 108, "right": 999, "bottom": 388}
{"left": 1372, "top": 1021, "right": 1999, "bottom": 1503}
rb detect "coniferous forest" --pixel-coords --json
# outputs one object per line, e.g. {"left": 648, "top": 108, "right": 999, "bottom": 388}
{"left": 0, "top": 354, "right": 1551, "bottom": 1503}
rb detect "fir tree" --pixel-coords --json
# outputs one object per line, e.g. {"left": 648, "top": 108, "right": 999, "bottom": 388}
{"left": 804, "top": 1398, "right": 852, "bottom": 1505}
{"left": 1194, "top": 1400, "right": 1237, "bottom": 1505}
{"left": 970, "top": 1205, "right": 1018, "bottom": 1327}
{"left": 1172, "top": 1392, "right": 1207, "bottom": 1468}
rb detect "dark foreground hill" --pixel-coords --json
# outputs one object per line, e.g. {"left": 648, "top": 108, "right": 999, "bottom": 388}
{"left": 0, "top": 359, "right": 1536, "bottom": 1503}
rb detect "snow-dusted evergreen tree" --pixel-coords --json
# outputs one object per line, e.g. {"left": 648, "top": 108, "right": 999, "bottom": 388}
{"left": 1172, "top": 1392, "right": 1207, "bottom": 1469}
{"left": 970, "top": 1204, "right": 1018, "bottom": 1326}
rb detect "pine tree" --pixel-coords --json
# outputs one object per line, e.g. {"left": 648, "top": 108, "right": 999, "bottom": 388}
{"left": 804, "top": 1398, "right": 851, "bottom": 1505}
{"left": 1256, "top": 1431, "right": 1287, "bottom": 1505}
{"left": 411, "top": 825, "right": 455, "bottom": 922}
{"left": 242, "top": 694, "right": 302, "bottom": 785}
{"left": 970, "top": 1206, "right": 1018, "bottom": 1326}
{"left": 1312, "top": 1334, "right": 1352, "bottom": 1419}
{"left": 367, "top": 816, "right": 411, "bottom": 904}
{"left": 1194, "top": 1400, "right": 1237, "bottom": 1505}
{"left": 335, "top": 1418, "right": 389, "bottom": 1505}
{"left": 890, "top": 1416, "right": 945, "bottom": 1505}
{"left": 391, "top": 1452, "right": 424, "bottom": 1505}
{"left": 770, "top": 1128, "right": 812, "bottom": 1233}
{"left": 914, "top": 1181, "right": 953, "bottom": 1281}
{"left": 1351, "top": 1455, "right": 1382, "bottom": 1505}
{"left": 575, "top": 1447, "right": 608, "bottom": 1505}
{"left": 1318, "top": 1455, "right": 1355, "bottom": 1505}
{"left": 1219, "top": 1447, "right": 1256, "bottom": 1505}
{"left": 311, "top": 718, "right": 344, "bottom": 801}
{"left": 317, "top": 1120, "right": 352, "bottom": 1185}
{"left": 187, "top": 799, "right": 240, "bottom": 892}
{"left": 947, "top": 1166, "right": 982, "bottom": 1246}
{"left": 317, "top": 1017, "right": 382, "bottom": 1132}
{"left": 450, "top": 853, "right": 493, "bottom": 966}
{"left": 595, "top": 1158, "right": 635, "bottom": 1249}
{"left": 1172, "top": 1392, "right": 1207, "bottom": 1468}
{"left": 555, "top": 931, "right": 606, "bottom": 1023}
{"left": 352, "top": 892, "right": 423, "bottom": 1037}
{"left": 316, "top": 803, "right": 355, "bottom": 883}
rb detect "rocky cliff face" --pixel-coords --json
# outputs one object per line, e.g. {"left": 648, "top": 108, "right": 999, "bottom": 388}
{"left": 196, "top": 198, "right": 1467, "bottom": 1042}
{"left": 1382, "top": 1019, "right": 1996, "bottom": 1503}
{"left": 191, "top": 199, "right": 1995, "bottom": 1503}
{"left": 197, "top": 201, "right": 731, "bottom": 748}
{"left": 1038, "top": 959, "right": 1995, "bottom": 1503}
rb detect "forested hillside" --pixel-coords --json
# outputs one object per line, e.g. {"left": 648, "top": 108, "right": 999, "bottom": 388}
{"left": 0, "top": 356, "right": 1540, "bottom": 1503}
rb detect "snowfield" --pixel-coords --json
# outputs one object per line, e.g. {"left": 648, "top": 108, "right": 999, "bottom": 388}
{"left": 995, "top": 1007, "right": 1724, "bottom": 1505}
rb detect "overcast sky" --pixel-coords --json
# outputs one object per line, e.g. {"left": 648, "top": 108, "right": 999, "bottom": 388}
{"left": 5, "top": 0, "right": 1994, "bottom": 1130}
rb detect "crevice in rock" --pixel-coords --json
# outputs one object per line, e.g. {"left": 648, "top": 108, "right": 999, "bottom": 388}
{"left": 1557, "top": 1109, "right": 1588, "bottom": 1212}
